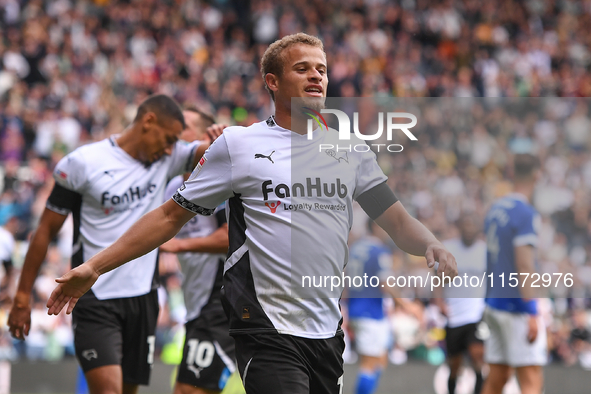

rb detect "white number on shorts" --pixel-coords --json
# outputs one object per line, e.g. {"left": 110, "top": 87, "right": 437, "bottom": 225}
{"left": 187, "top": 339, "right": 215, "bottom": 368}
{"left": 338, "top": 374, "right": 344, "bottom": 394}
{"left": 147, "top": 336, "right": 155, "bottom": 365}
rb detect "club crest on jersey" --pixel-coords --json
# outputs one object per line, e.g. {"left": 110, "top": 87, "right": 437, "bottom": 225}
{"left": 189, "top": 156, "right": 207, "bottom": 180}
{"left": 325, "top": 149, "right": 348, "bottom": 164}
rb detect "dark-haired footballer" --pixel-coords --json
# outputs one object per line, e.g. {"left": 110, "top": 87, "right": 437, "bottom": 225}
{"left": 9, "top": 94, "right": 211, "bottom": 394}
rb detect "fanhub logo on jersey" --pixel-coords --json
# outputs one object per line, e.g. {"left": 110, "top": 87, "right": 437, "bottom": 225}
{"left": 305, "top": 108, "right": 418, "bottom": 153}
{"left": 101, "top": 183, "right": 157, "bottom": 208}
{"left": 262, "top": 178, "right": 347, "bottom": 213}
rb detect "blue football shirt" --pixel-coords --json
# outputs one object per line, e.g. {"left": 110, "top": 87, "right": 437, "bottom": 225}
{"left": 347, "top": 236, "right": 393, "bottom": 320}
{"left": 484, "top": 193, "right": 540, "bottom": 314}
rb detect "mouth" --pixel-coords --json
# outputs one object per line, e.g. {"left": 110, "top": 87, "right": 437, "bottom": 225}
{"left": 304, "top": 85, "right": 323, "bottom": 97}
{"left": 147, "top": 153, "right": 163, "bottom": 164}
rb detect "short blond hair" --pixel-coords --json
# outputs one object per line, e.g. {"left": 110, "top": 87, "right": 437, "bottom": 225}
{"left": 260, "top": 33, "right": 325, "bottom": 100}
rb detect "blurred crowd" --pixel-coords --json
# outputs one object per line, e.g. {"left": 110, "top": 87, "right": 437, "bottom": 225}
{"left": 0, "top": 0, "right": 590, "bottom": 370}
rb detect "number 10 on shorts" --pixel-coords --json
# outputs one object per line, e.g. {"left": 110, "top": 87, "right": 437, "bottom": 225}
{"left": 187, "top": 339, "right": 215, "bottom": 369}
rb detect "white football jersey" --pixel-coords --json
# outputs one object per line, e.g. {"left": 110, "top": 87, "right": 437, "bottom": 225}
{"left": 174, "top": 117, "right": 391, "bottom": 339}
{"left": 47, "top": 136, "right": 200, "bottom": 300}
{"left": 0, "top": 226, "right": 15, "bottom": 284}
{"left": 442, "top": 238, "right": 487, "bottom": 328}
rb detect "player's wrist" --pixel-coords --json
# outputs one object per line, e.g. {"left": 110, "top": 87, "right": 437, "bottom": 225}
{"left": 13, "top": 291, "right": 31, "bottom": 308}
{"left": 177, "top": 239, "right": 191, "bottom": 253}
{"left": 88, "top": 259, "right": 107, "bottom": 276}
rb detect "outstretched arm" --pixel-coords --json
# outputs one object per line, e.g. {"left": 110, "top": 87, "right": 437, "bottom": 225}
{"left": 374, "top": 201, "right": 458, "bottom": 278}
{"left": 160, "top": 224, "right": 228, "bottom": 254}
{"left": 47, "top": 199, "right": 195, "bottom": 315}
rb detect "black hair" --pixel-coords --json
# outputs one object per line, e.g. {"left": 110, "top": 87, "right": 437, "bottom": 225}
{"left": 514, "top": 153, "right": 540, "bottom": 180}
{"left": 133, "top": 94, "right": 186, "bottom": 129}
{"left": 183, "top": 105, "right": 216, "bottom": 127}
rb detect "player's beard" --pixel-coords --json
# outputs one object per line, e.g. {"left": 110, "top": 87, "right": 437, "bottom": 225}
{"left": 292, "top": 96, "right": 326, "bottom": 121}
{"left": 300, "top": 96, "right": 326, "bottom": 112}
{"left": 291, "top": 96, "right": 327, "bottom": 135}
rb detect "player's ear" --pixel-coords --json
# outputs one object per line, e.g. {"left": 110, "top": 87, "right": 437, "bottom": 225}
{"left": 265, "top": 73, "right": 279, "bottom": 95}
{"left": 141, "top": 112, "right": 157, "bottom": 133}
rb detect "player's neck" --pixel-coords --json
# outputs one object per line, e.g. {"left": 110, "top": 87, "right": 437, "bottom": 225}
{"left": 513, "top": 182, "right": 534, "bottom": 202}
{"left": 461, "top": 238, "right": 475, "bottom": 247}
{"left": 113, "top": 125, "right": 143, "bottom": 160}
{"left": 273, "top": 105, "right": 293, "bottom": 131}
{"left": 274, "top": 104, "right": 309, "bottom": 135}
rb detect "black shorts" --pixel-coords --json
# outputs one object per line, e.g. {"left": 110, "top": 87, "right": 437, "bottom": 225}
{"left": 72, "top": 289, "right": 159, "bottom": 385}
{"left": 234, "top": 332, "right": 345, "bottom": 394}
{"left": 177, "top": 309, "right": 236, "bottom": 391}
{"left": 445, "top": 322, "right": 484, "bottom": 357}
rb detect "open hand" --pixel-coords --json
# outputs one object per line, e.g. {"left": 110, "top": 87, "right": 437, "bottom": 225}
{"left": 8, "top": 293, "right": 31, "bottom": 340}
{"left": 47, "top": 264, "right": 99, "bottom": 315}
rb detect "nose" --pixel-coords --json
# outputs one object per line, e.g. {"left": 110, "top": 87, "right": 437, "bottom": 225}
{"left": 309, "top": 69, "right": 322, "bottom": 82}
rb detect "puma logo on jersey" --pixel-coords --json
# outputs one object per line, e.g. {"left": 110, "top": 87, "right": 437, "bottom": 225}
{"left": 265, "top": 201, "right": 281, "bottom": 213}
{"left": 82, "top": 349, "right": 98, "bottom": 360}
{"left": 326, "top": 150, "right": 349, "bottom": 164}
{"left": 255, "top": 151, "right": 275, "bottom": 163}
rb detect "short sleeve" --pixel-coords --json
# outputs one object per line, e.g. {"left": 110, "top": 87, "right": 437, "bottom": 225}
{"left": 172, "top": 134, "right": 234, "bottom": 215}
{"left": 353, "top": 145, "right": 394, "bottom": 219}
{"left": 166, "top": 140, "right": 202, "bottom": 178}
{"left": 513, "top": 208, "right": 540, "bottom": 247}
{"left": 353, "top": 146, "right": 388, "bottom": 200}
{"left": 53, "top": 150, "right": 87, "bottom": 193}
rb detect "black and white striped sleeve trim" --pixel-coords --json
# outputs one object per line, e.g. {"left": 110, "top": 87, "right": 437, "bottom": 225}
{"left": 172, "top": 191, "right": 215, "bottom": 216}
